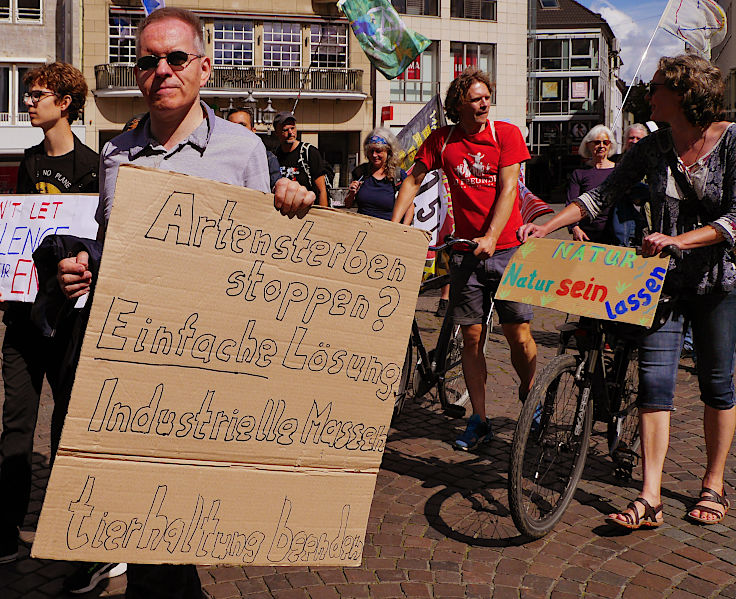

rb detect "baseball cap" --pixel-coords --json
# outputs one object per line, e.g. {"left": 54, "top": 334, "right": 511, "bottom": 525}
{"left": 273, "top": 111, "right": 296, "bottom": 131}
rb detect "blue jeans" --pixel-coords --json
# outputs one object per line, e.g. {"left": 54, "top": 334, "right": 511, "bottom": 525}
{"left": 638, "top": 290, "right": 736, "bottom": 411}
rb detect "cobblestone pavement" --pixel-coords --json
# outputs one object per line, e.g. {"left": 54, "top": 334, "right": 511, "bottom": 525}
{"left": 1, "top": 290, "right": 735, "bottom": 598}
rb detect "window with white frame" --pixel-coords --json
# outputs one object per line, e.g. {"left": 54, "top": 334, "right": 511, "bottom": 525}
{"left": 109, "top": 12, "right": 141, "bottom": 63}
{"left": 310, "top": 24, "right": 348, "bottom": 68}
{"left": 450, "top": 0, "right": 496, "bottom": 20}
{"left": 0, "top": 0, "right": 41, "bottom": 22}
{"left": 16, "top": 0, "right": 40, "bottom": 21}
{"left": 0, "top": 64, "right": 39, "bottom": 125}
{"left": 263, "top": 23, "right": 301, "bottom": 68}
{"left": 451, "top": 42, "right": 496, "bottom": 101}
{"left": 214, "top": 19, "right": 254, "bottom": 66}
{"left": 391, "top": 0, "right": 439, "bottom": 16}
{"left": 390, "top": 41, "right": 437, "bottom": 102}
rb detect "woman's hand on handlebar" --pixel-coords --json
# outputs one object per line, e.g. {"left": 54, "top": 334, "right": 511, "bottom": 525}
{"left": 642, "top": 232, "right": 681, "bottom": 258}
{"left": 517, "top": 222, "right": 547, "bottom": 243}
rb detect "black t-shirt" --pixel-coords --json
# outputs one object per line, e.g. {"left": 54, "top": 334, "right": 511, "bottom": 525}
{"left": 17, "top": 150, "right": 78, "bottom": 194}
{"left": 275, "top": 142, "right": 323, "bottom": 194}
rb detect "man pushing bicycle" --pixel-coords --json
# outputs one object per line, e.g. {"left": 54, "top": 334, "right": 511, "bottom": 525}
{"left": 391, "top": 68, "right": 537, "bottom": 450}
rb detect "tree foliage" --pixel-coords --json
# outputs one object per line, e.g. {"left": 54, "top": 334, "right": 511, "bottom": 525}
{"left": 623, "top": 82, "right": 651, "bottom": 124}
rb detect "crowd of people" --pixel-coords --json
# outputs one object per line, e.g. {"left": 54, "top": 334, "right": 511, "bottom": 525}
{"left": 0, "top": 5, "right": 734, "bottom": 598}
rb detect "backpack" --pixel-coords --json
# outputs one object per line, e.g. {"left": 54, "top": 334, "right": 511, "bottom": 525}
{"left": 298, "top": 142, "right": 337, "bottom": 204}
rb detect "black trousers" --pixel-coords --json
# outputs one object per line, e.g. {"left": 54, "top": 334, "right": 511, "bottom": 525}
{"left": 125, "top": 564, "right": 203, "bottom": 599}
{"left": 0, "top": 309, "right": 60, "bottom": 540}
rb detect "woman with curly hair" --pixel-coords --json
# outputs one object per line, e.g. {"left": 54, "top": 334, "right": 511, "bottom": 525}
{"left": 520, "top": 54, "right": 736, "bottom": 529}
{"left": 345, "top": 127, "right": 407, "bottom": 220}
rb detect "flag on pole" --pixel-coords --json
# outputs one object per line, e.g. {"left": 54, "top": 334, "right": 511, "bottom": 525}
{"left": 142, "top": 0, "right": 165, "bottom": 16}
{"left": 659, "top": 0, "right": 727, "bottom": 57}
{"left": 337, "top": 0, "right": 431, "bottom": 80}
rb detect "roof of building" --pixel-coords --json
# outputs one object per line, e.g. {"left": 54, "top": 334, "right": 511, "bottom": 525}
{"left": 534, "top": 0, "right": 615, "bottom": 39}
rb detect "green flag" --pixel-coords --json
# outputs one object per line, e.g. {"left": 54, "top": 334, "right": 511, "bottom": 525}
{"left": 338, "top": 0, "right": 431, "bottom": 80}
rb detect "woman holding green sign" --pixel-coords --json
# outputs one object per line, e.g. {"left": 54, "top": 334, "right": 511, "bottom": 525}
{"left": 519, "top": 54, "right": 735, "bottom": 530}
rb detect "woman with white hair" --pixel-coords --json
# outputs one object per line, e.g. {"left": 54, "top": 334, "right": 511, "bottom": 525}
{"left": 345, "top": 127, "right": 407, "bottom": 220}
{"left": 566, "top": 124, "right": 617, "bottom": 242}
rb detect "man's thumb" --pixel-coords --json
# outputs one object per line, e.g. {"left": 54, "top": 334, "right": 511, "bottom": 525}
{"left": 77, "top": 250, "right": 90, "bottom": 269}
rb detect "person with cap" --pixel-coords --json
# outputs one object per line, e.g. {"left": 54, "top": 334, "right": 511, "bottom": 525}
{"left": 273, "top": 111, "right": 329, "bottom": 206}
{"left": 228, "top": 108, "right": 281, "bottom": 191}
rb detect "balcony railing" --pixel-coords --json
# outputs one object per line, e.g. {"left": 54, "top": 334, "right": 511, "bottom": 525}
{"left": 95, "top": 64, "right": 364, "bottom": 94}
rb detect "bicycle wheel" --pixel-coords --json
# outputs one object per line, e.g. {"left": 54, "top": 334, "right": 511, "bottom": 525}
{"left": 438, "top": 323, "right": 470, "bottom": 411}
{"left": 609, "top": 348, "right": 641, "bottom": 479}
{"left": 508, "top": 353, "right": 593, "bottom": 538}
{"left": 393, "top": 342, "right": 414, "bottom": 417}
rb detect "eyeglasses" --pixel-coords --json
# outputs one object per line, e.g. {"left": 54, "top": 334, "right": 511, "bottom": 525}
{"left": 135, "top": 51, "right": 203, "bottom": 71}
{"left": 22, "top": 90, "right": 58, "bottom": 105}
{"left": 589, "top": 139, "right": 611, "bottom": 147}
{"left": 647, "top": 81, "right": 666, "bottom": 95}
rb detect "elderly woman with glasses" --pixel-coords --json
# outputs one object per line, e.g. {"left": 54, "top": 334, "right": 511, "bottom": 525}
{"left": 566, "top": 124, "right": 617, "bottom": 242}
{"left": 520, "top": 54, "right": 736, "bottom": 530}
{"left": 345, "top": 127, "right": 408, "bottom": 220}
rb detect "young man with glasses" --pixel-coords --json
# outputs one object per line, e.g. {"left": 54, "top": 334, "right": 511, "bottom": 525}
{"left": 57, "top": 8, "right": 314, "bottom": 599}
{"left": 0, "top": 63, "right": 103, "bottom": 566}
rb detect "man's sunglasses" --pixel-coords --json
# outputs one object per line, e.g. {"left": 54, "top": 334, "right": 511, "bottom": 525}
{"left": 135, "top": 51, "right": 203, "bottom": 71}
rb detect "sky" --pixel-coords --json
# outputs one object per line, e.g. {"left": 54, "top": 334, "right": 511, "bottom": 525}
{"left": 576, "top": 1, "right": 685, "bottom": 84}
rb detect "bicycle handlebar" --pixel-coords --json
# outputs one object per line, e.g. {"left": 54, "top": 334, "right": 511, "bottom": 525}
{"left": 428, "top": 235, "right": 479, "bottom": 252}
{"left": 660, "top": 244, "right": 683, "bottom": 260}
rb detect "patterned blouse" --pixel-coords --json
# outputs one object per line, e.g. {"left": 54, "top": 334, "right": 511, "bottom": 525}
{"left": 575, "top": 124, "right": 736, "bottom": 294}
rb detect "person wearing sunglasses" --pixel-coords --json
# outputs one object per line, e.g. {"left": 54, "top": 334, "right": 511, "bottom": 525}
{"left": 0, "top": 62, "right": 101, "bottom": 566}
{"left": 56, "top": 7, "right": 314, "bottom": 599}
{"left": 565, "top": 124, "right": 617, "bottom": 243}
{"left": 520, "top": 54, "right": 736, "bottom": 531}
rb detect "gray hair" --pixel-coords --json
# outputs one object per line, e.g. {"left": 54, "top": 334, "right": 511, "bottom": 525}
{"left": 136, "top": 7, "right": 205, "bottom": 57}
{"left": 624, "top": 123, "right": 648, "bottom": 138}
{"left": 363, "top": 127, "right": 402, "bottom": 182}
{"left": 579, "top": 124, "right": 616, "bottom": 159}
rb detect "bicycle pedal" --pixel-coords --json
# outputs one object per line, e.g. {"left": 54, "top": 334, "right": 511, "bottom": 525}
{"left": 443, "top": 404, "right": 467, "bottom": 418}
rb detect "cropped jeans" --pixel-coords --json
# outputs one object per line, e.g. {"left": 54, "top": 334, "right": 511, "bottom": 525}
{"left": 637, "top": 289, "right": 736, "bottom": 411}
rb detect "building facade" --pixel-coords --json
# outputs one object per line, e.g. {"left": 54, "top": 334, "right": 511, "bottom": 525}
{"left": 527, "top": 0, "right": 621, "bottom": 200}
{"left": 0, "top": 0, "right": 85, "bottom": 190}
{"left": 83, "top": 0, "right": 374, "bottom": 186}
{"left": 374, "top": 0, "right": 528, "bottom": 139}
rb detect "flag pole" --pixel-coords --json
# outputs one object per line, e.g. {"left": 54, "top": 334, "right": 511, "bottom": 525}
{"left": 612, "top": 0, "right": 674, "bottom": 132}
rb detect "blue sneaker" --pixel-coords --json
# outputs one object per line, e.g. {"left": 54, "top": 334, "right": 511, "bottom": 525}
{"left": 454, "top": 414, "right": 493, "bottom": 451}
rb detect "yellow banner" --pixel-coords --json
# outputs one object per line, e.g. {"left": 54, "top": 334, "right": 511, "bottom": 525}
{"left": 497, "top": 239, "right": 671, "bottom": 327}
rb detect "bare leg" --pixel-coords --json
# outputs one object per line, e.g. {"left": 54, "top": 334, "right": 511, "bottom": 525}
{"left": 609, "top": 408, "right": 669, "bottom": 524}
{"left": 689, "top": 404, "right": 736, "bottom": 521}
{"left": 501, "top": 322, "right": 537, "bottom": 399}
{"left": 461, "top": 323, "right": 487, "bottom": 420}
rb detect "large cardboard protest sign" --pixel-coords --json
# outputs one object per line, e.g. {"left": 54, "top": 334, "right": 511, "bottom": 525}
{"left": 33, "top": 166, "right": 428, "bottom": 566}
{"left": 497, "top": 238, "right": 670, "bottom": 327}
{"left": 0, "top": 194, "right": 98, "bottom": 301}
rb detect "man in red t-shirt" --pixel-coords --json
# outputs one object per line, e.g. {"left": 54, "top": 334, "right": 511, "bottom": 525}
{"left": 392, "top": 68, "right": 537, "bottom": 451}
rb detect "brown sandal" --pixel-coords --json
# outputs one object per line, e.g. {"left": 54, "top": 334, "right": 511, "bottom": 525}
{"left": 606, "top": 497, "right": 663, "bottom": 530}
{"left": 686, "top": 487, "right": 730, "bottom": 525}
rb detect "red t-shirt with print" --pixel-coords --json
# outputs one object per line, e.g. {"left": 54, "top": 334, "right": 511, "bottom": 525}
{"left": 415, "top": 121, "right": 530, "bottom": 249}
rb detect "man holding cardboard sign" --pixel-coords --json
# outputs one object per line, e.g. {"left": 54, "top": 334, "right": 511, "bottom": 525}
{"left": 391, "top": 68, "right": 537, "bottom": 451}
{"left": 56, "top": 7, "right": 314, "bottom": 598}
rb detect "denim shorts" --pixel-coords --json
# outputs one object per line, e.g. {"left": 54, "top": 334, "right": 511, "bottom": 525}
{"left": 448, "top": 246, "right": 534, "bottom": 326}
{"left": 637, "top": 289, "right": 736, "bottom": 411}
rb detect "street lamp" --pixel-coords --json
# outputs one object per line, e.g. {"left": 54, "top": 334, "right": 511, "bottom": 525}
{"left": 262, "top": 98, "right": 276, "bottom": 130}
{"left": 244, "top": 91, "right": 258, "bottom": 122}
